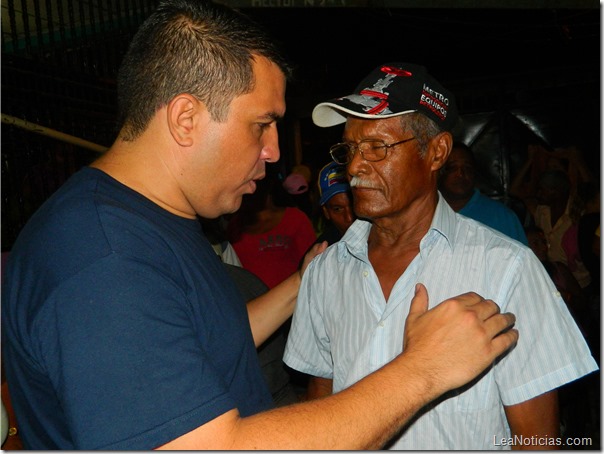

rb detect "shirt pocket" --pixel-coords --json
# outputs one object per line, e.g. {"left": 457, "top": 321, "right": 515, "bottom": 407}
{"left": 433, "top": 369, "right": 497, "bottom": 414}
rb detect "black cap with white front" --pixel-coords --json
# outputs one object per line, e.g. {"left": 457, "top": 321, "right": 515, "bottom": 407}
{"left": 312, "top": 62, "right": 459, "bottom": 131}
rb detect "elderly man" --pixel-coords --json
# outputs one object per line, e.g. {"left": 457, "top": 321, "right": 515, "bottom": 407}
{"left": 284, "top": 62, "right": 597, "bottom": 450}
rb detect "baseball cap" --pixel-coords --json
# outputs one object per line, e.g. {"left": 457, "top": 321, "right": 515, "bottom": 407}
{"left": 292, "top": 164, "right": 311, "bottom": 184}
{"left": 283, "top": 173, "right": 308, "bottom": 195}
{"left": 318, "top": 162, "right": 350, "bottom": 206}
{"left": 312, "top": 62, "right": 458, "bottom": 131}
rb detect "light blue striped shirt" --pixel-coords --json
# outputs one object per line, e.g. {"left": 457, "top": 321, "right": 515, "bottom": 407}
{"left": 284, "top": 194, "right": 597, "bottom": 450}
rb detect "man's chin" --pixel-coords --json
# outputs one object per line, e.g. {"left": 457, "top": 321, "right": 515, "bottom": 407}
{"left": 226, "top": 198, "right": 243, "bottom": 214}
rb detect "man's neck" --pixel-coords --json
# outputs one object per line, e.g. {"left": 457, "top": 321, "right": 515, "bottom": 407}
{"left": 367, "top": 194, "right": 437, "bottom": 252}
{"left": 91, "top": 135, "right": 197, "bottom": 219}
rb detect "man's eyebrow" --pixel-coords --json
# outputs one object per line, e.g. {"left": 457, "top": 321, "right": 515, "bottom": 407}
{"left": 261, "top": 112, "right": 284, "bottom": 122}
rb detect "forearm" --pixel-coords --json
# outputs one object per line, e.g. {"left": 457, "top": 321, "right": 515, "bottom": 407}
{"left": 159, "top": 353, "right": 436, "bottom": 450}
{"left": 239, "top": 359, "right": 434, "bottom": 450}
{"left": 247, "top": 271, "right": 300, "bottom": 347}
{"left": 505, "top": 390, "right": 560, "bottom": 450}
{"left": 247, "top": 242, "right": 327, "bottom": 347}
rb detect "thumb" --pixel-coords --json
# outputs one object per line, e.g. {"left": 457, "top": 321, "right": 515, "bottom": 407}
{"left": 407, "top": 283, "right": 429, "bottom": 321}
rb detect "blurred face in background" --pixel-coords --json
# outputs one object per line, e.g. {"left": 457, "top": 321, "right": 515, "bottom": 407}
{"left": 439, "top": 145, "right": 476, "bottom": 202}
{"left": 323, "top": 192, "right": 355, "bottom": 235}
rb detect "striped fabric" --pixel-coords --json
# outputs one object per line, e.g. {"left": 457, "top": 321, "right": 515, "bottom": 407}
{"left": 284, "top": 193, "right": 597, "bottom": 450}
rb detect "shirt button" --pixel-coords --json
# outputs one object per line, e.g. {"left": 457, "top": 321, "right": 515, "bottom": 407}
{"left": 379, "top": 321, "right": 384, "bottom": 327}
{"left": 363, "top": 271, "right": 369, "bottom": 277}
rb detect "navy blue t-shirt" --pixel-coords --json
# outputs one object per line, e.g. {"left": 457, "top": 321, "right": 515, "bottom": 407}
{"left": 2, "top": 167, "right": 273, "bottom": 449}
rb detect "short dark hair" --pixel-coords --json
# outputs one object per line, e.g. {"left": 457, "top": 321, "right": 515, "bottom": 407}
{"left": 116, "top": 0, "right": 291, "bottom": 141}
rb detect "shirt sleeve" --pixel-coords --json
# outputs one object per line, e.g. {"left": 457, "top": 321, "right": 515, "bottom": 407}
{"left": 283, "top": 256, "right": 334, "bottom": 379}
{"left": 494, "top": 249, "right": 598, "bottom": 406}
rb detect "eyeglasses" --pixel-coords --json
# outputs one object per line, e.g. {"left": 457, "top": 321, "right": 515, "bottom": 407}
{"left": 329, "top": 137, "right": 416, "bottom": 165}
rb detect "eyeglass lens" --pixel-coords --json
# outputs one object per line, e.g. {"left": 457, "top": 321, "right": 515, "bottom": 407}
{"left": 331, "top": 140, "right": 388, "bottom": 164}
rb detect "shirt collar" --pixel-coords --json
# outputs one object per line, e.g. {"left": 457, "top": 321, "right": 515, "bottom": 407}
{"left": 428, "top": 191, "right": 456, "bottom": 250}
{"left": 337, "top": 192, "right": 457, "bottom": 261}
{"left": 337, "top": 219, "right": 372, "bottom": 262}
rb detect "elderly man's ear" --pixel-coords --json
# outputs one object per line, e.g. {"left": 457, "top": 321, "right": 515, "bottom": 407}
{"left": 430, "top": 132, "right": 453, "bottom": 171}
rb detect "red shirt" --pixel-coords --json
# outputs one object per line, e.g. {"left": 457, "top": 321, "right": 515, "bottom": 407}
{"left": 232, "top": 207, "right": 316, "bottom": 288}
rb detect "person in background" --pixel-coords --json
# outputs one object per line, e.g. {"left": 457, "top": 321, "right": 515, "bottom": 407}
{"left": 315, "top": 161, "right": 356, "bottom": 245}
{"left": 510, "top": 143, "right": 595, "bottom": 221}
{"left": 532, "top": 169, "right": 591, "bottom": 289}
{"left": 439, "top": 141, "right": 528, "bottom": 245}
{"left": 227, "top": 171, "right": 317, "bottom": 289}
{"left": 200, "top": 216, "right": 242, "bottom": 267}
{"left": 562, "top": 181, "right": 600, "bottom": 300}
{"left": 284, "top": 61, "right": 597, "bottom": 450}
{"left": 562, "top": 180, "right": 601, "bottom": 361}
{"left": 1, "top": 1, "right": 519, "bottom": 450}
{"left": 524, "top": 226, "right": 586, "bottom": 329}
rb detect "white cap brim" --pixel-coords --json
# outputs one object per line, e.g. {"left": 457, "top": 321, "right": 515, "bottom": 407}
{"left": 312, "top": 102, "right": 417, "bottom": 128}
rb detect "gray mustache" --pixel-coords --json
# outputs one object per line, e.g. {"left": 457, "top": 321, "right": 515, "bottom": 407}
{"left": 350, "top": 176, "right": 379, "bottom": 189}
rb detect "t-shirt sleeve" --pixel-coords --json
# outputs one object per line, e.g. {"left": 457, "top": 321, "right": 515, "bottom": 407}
{"left": 37, "top": 254, "right": 236, "bottom": 449}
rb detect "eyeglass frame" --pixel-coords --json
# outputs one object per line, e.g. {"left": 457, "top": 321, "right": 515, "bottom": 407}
{"left": 329, "top": 137, "right": 416, "bottom": 165}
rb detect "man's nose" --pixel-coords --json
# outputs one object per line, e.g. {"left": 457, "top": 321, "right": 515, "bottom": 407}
{"left": 261, "top": 128, "right": 280, "bottom": 163}
{"left": 343, "top": 205, "right": 355, "bottom": 223}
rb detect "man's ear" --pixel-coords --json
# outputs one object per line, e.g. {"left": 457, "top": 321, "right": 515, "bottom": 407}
{"left": 430, "top": 131, "right": 453, "bottom": 171}
{"left": 166, "top": 94, "right": 202, "bottom": 147}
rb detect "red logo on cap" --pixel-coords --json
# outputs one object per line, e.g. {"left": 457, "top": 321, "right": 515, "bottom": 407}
{"left": 360, "top": 90, "right": 387, "bottom": 99}
{"left": 357, "top": 66, "right": 413, "bottom": 115}
{"left": 381, "top": 66, "right": 413, "bottom": 77}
